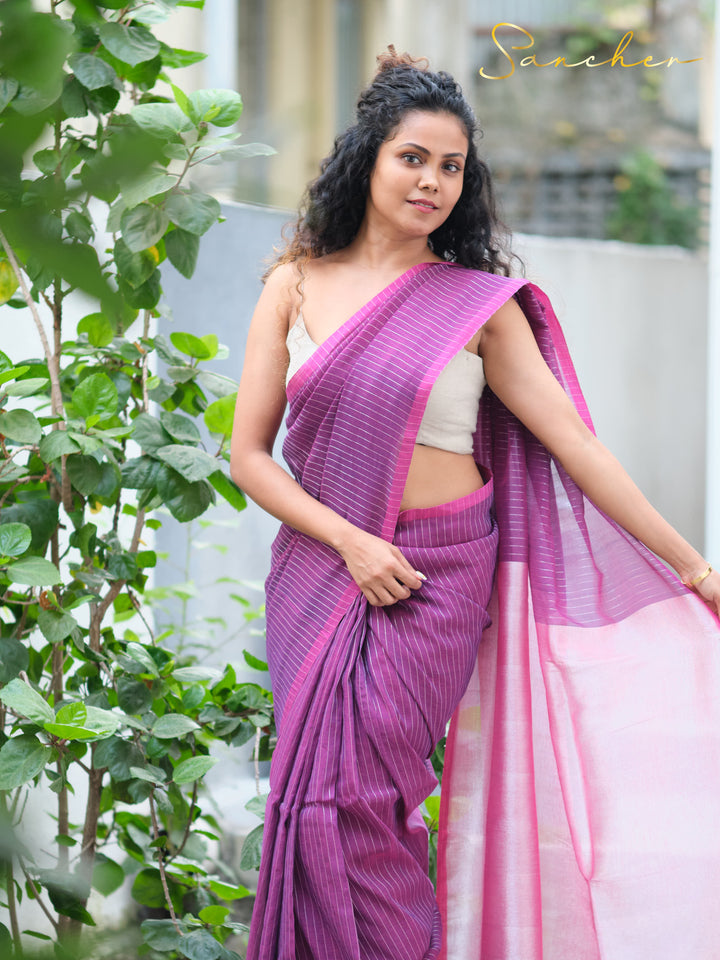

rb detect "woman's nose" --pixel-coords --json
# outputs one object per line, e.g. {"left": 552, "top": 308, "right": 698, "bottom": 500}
{"left": 418, "top": 167, "right": 439, "bottom": 191}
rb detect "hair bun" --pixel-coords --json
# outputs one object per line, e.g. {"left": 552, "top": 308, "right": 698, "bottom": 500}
{"left": 375, "top": 44, "right": 429, "bottom": 74}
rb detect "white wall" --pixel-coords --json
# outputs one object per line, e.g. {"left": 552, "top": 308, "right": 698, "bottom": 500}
{"left": 514, "top": 233, "right": 708, "bottom": 551}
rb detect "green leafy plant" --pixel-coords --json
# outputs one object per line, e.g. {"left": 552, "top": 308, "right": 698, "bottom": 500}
{"left": 607, "top": 149, "right": 700, "bottom": 247}
{"left": 0, "top": 0, "right": 275, "bottom": 956}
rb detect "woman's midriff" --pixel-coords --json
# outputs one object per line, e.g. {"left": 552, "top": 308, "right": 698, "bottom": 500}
{"left": 399, "top": 443, "right": 484, "bottom": 511}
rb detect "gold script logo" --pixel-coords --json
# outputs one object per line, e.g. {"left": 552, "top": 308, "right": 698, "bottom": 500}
{"left": 479, "top": 23, "right": 702, "bottom": 80}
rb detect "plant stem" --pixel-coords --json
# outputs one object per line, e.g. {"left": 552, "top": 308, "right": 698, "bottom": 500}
{"left": 148, "top": 791, "right": 182, "bottom": 932}
{"left": 17, "top": 856, "right": 59, "bottom": 934}
{"left": 0, "top": 230, "right": 63, "bottom": 419}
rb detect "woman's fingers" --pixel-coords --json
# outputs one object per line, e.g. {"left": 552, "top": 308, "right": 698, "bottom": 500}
{"left": 340, "top": 530, "right": 427, "bottom": 606}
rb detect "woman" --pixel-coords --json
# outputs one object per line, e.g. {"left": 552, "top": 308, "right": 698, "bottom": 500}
{"left": 230, "top": 49, "right": 720, "bottom": 960}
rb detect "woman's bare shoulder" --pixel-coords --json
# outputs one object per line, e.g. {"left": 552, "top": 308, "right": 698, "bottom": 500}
{"left": 255, "top": 261, "right": 305, "bottom": 333}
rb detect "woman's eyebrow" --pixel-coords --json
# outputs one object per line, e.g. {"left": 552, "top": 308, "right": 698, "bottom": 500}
{"left": 397, "top": 141, "right": 466, "bottom": 159}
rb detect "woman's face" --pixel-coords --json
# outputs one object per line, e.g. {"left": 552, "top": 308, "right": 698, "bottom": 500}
{"left": 365, "top": 110, "right": 468, "bottom": 241}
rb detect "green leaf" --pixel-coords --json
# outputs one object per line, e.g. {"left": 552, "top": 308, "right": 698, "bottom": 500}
{"left": 198, "top": 904, "right": 230, "bottom": 925}
{"left": 130, "top": 413, "right": 174, "bottom": 453}
{"left": 98, "top": 22, "right": 161, "bottom": 66}
{"left": 114, "top": 237, "right": 158, "bottom": 289}
{"left": 242, "top": 649, "right": 268, "bottom": 672}
{"left": 188, "top": 89, "right": 243, "bottom": 127}
{"left": 244, "top": 793, "right": 268, "bottom": 820}
{"left": 0, "top": 638, "right": 29, "bottom": 684}
{"left": 159, "top": 411, "right": 201, "bottom": 444}
{"left": 0, "top": 522, "right": 32, "bottom": 557}
{"left": 69, "top": 53, "right": 117, "bottom": 90}
{"left": 196, "top": 370, "right": 239, "bottom": 398}
{"left": 92, "top": 856, "right": 125, "bottom": 896}
{"left": 179, "top": 929, "right": 223, "bottom": 960}
{"left": 209, "top": 471, "right": 245, "bottom": 512}
{"left": 65, "top": 210, "right": 94, "bottom": 244}
{"left": 117, "top": 677, "right": 153, "bottom": 714}
{"left": 164, "top": 227, "right": 199, "bottom": 279}
{"left": 0, "top": 364, "right": 30, "bottom": 386}
{"left": 0, "top": 261, "right": 19, "bottom": 305}
{"left": 141, "top": 918, "right": 187, "bottom": 951}
{"left": 132, "top": 867, "right": 169, "bottom": 908}
{"left": 200, "top": 334, "right": 218, "bottom": 359}
{"left": 121, "top": 455, "right": 162, "bottom": 488}
{"left": 93, "top": 736, "right": 146, "bottom": 780}
{"left": 93, "top": 461, "right": 122, "bottom": 505}
{"left": 44, "top": 703, "right": 120, "bottom": 741}
{"left": 129, "top": 763, "right": 167, "bottom": 784}
{"left": 208, "top": 879, "right": 250, "bottom": 901}
{"left": 204, "top": 395, "right": 235, "bottom": 436}
{"left": 156, "top": 445, "right": 219, "bottom": 482}
{"left": 131, "top": 101, "right": 194, "bottom": 139}
{"left": 0, "top": 76, "right": 19, "bottom": 112}
{"left": 77, "top": 313, "right": 115, "bottom": 348}
{"left": 171, "top": 82, "right": 191, "bottom": 118}
{"left": 119, "top": 270, "right": 161, "bottom": 309}
{"left": 238, "top": 823, "right": 264, "bottom": 870}
{"left": 45, "top": 880, "right": 96, "bottom": 926}
{"left": 125, "top": 641, "right": 160, "bottom": 676}
{"left": 0, "top": 735, "right": 52, "bottom": 791}
{"left": 0, "top": 500, "right": 58, "bottom": 551}
{"left": 170, "top": 330, "right": 211, "bottom": 359}
{"left": 0, "top": 409, "right": 41, "bottom": 444}
{"left": 38, "top": 609, "right": 79, "bottom": 644}
{"left": 165, "top": 192, "right": 220, "bottom": 236}
{"left": 5, "top": 556, "right": 61, "bottom": 586}
{"left": 72, "top": 372, "right": 119, "bottom": 421}
{"left": 160, "top": 47, "right": 207, "bottom": 69}
{"left": 119, "top": 170, "right": 176, "bottom": 209}
{"left": 173, "top": 666, "right": 220, "bottom": 682}
{"left": 166, "top": 478, "right": 214, "bottom": 522}
{"left": 173, "top": 755, "right": 218, "bottom": 784}
{"left": 66, "top": 454, "right": 102, "bottom": 496}
{"left": 152, "top": 713, "right": 200, "bottom": 739}
{"left": 107, "top": 550, "right": 138, "bottom": 580}
{"left": 0, "top": 678, "right": 54, "bottom": 725}
{"left": 3, "top": 377, "right": 49, "bottom": 397}
{"left": 121, "top": 204, "right": 169, "bottom": 254}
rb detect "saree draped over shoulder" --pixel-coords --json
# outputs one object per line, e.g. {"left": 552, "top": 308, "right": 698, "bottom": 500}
{"left": 245, "top": 262, "right": 720, "bottom": 960}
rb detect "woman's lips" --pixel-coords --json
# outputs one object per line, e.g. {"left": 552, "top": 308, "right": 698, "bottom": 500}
{"left": 407, "top": 199, "right": 438, "bottom": 211}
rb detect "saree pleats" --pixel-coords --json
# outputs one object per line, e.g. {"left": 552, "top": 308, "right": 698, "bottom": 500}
{"left": 248, "top": 483, "right": 500, "bottom": 960}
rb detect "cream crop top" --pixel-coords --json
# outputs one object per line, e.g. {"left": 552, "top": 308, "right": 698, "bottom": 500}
{"left": 285, "top": 313, "right": 486, "bottom": 455}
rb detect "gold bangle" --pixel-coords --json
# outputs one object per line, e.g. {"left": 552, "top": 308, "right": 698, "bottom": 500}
{"left": 683, "top": 564, "right": 713, "bottom": 588}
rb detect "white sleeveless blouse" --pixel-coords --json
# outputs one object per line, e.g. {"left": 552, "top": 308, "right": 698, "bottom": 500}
{"left": 285, "top": 313, "right": 486, "bottom": 455}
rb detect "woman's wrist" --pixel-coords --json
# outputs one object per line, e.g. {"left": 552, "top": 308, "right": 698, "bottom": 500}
{"left": 328, "top": 518, "right": 364, "bottom": 557}
{"left": 681, "top": 563, "right": 713, "bottom": 589}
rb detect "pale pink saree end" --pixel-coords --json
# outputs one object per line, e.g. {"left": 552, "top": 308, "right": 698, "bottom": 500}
{"left": 440, "top": 564, "right": 720, "bottom": 960}
{"left": 438, "top": 282, "right": 720, "bottom": 959}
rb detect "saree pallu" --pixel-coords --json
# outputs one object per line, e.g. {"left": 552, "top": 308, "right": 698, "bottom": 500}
{"left": 245, "top": 262, "right": 720, "bottom": 960}
{"left": 439, "top": 283, "right": 720, "bottom": 959}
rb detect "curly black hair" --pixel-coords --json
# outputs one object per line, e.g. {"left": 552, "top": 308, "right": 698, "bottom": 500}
{"left": 271, "top": 48, "right": 519, "bottom": 278}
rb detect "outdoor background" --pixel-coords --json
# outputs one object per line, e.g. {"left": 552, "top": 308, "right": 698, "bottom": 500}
{"left": 1, "top": 0, "right": 716, "bottom": 949}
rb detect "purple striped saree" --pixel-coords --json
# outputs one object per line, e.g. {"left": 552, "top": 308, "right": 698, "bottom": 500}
{"left": 245, "top": 262, "right": 720, "bottom": 960}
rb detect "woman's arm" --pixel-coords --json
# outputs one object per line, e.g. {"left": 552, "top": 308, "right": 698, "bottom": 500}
{"left": 229, "top": 262, "right": 425, "bottom": 607}
{"left": 479, "top": 297, "right": 720, "bottom": 616}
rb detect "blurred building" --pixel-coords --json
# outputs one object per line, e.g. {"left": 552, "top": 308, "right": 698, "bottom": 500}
{"left": 159, "top": 0, "right": 712, "bottom": 245}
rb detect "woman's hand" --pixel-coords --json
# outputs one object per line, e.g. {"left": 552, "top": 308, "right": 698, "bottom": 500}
{"left": 336, "top": 528, "right": 426, "bottom": 607}
{"left": 691, "top": 567, "right": 720, "bottom": 618}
